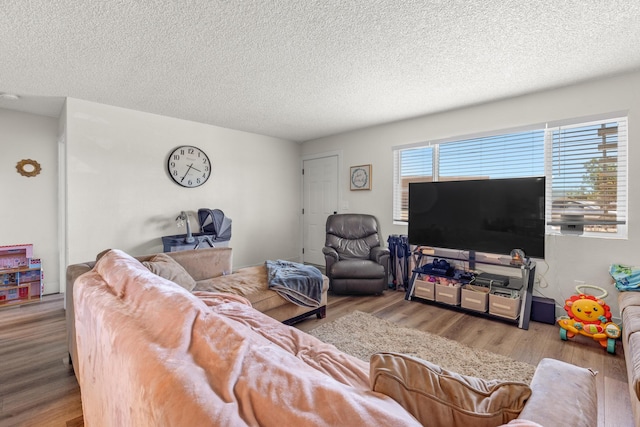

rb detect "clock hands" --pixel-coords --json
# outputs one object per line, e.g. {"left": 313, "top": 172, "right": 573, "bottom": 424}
{"left": 168, "top": 146, "right": 211, "bottom": 188}
{"left": 180, "top": 164, "right": 202, "bottom": 182}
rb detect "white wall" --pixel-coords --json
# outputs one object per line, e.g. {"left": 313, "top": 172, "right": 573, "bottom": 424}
{"left": 64, "top": 98, "right": 302, "bottom": 268}
{"left": 0, "top": 109, "right": 60, "bottom": 294}
{"left": 4, "top": 70, "right": 637, "bottom": 321}
{"left": 301, "top": 70, "right": 640, "bottom": 320}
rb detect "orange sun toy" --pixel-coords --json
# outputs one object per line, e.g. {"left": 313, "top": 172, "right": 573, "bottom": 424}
{"left": 557, "top": 284, "right": 621, "bottom": 354}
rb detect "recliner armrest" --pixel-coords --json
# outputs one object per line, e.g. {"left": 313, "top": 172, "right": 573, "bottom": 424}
{"left": 323, "top": 247, "right": 339, "bottom": 274}
{"left": 323, "top": 247, "right": 339, "bottom": 261}
{"left": 370, "top": 246, "right": 390, "bottom": 263}
{"left": 371, "top": 247, "right": 390, "bottom": 287}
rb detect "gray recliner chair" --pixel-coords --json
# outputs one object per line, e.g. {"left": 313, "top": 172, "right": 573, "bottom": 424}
{"left": 323, "top": 214, "right": 390, "bottom": 295}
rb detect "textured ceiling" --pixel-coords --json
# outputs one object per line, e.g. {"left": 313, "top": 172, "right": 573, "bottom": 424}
{"left": 2, "top": 1, "right": 640, "bottom": 142}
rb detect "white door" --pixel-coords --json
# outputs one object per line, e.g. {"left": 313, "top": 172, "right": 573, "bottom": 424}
{"left": 303, "top": 155, "right": 339, "bottom": 266}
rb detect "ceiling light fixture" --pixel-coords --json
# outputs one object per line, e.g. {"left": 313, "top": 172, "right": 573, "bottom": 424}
{"left": 0, "top": 93, "right": 20, "bottom": 100}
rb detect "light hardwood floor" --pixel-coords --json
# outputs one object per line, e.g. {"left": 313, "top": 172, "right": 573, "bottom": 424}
{"left": 0, "top": 291, "right": 633, "bottom": 426}
{"left": 0, "top": 294, "right": 82, "bottom": 427}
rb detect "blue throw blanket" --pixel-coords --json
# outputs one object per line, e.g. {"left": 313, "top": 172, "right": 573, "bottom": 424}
{"left": 610, "top": 264, "right": 640, "bottom": 291}
{"left": 265, "top": 260, "right": 323, "bottom": 308}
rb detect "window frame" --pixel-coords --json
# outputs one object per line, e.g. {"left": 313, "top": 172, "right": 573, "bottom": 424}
{"left": 392, "top": 115, "right": 628, "bottom": 240}
{"left": 544, "top": 116, "right": 628, "bottom": 239}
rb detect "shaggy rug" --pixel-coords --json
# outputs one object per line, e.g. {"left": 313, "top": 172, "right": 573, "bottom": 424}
{"left": 308, "top": 311, "right": 536, "bottom": 384}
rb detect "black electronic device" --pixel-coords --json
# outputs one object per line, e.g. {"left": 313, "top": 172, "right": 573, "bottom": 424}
{"left": 417, "top": 258, "right": 455, "bottom": 277}
{"left": 407, "top": 177, "right": 545, "bottom": 258}
{"left": 488, "top": 277, "right": 523, "bottom": 298}
{"left": 531, "top": 296, "right": 556, "bottom": 324}
{"left": 476, "top": 272, "right": 510, "bottom": 288}
{"left": 490, "top": 289, "right": 520, "bottom": 298}
{"left": 431, "top": 258, "right": 452, "bottom": 275}
{"left": 457, "top": 271, "right": 476, "bottom": 282}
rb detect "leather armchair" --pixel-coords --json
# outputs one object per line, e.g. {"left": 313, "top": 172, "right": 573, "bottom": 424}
{"left": 323, "top": 214, "right": 389, "bottom": 295}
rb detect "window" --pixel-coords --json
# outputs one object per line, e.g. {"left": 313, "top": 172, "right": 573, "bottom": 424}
{"left": 392, "top": 115, "right": 628, "bottom": 238}
{"left": 392, "top": 146, "right": 434, "bottom": 222}
{"left": 393, "top": 129, "right": 544, "bottom": 222}
{"left": 545, "top": 117, "right": 627, "bottom": 237}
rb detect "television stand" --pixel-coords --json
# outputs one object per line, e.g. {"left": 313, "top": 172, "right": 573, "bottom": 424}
{"left": 405, "top": 248, "right": 536, "bottom": 330}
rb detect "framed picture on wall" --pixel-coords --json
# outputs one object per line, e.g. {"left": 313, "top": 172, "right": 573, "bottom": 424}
{"left": 350, "top": 164, "right": 371, "bottom": 190}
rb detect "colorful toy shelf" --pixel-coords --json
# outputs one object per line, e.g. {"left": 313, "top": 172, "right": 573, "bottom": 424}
{"left": 0, "top": 244, "right": 43, "bottom": 307}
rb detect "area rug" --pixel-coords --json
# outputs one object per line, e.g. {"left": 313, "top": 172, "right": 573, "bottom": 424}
{"left": 308, "top": 311, "right": 536, "bottom": 383}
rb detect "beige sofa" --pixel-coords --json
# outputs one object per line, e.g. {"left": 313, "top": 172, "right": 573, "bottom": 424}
{"left": 72, "top": 249, "right": 598, "bottom": 427}
{"left": 618, "top": 291, "right": 640, "bottom": 425}
{"left": 66, "top": 247, "right": 328, "bottom": 371}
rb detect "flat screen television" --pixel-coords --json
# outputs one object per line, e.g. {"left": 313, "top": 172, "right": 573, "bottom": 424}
{"left": 408, "top": 177, "right": 545, "bottom": 258}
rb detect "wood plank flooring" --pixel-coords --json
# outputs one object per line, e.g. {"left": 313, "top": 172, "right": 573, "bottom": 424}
{"left": 0, "top": 294, "right": 82, "bottom": 427}
{"left": 297, "top": 290, "right": 633, "bottom": 427}
{"left": 0, "top": 291, "right": 633, "bottom": 426}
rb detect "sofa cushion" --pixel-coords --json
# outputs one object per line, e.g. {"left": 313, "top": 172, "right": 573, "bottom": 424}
{"left": 76, "top": 250, "right": 423, "bottom": 426}
{"left": 517, "top": 358, "right": 597, "bottom": 427}
{"left": 622, "top": 306, "right": 640, "bottom": 341}
{"left": 159, "top": 247, "right": 232, "bottom": 282}
{"left": 619, "top": 291, "right": 640, "bottom": 314}
{"left": 626, "top": 331, "right": 640, "bottom": 401}
{"left": 370, "top": 352, "right": 531, "bottom": 427}
{"left": 195, "top": 265, "right": 270, "bottom": 301}
{"left": 142, "top": 253, "right": 197, "bottom": 291}
{"left": 195, "top": 265, "right": 291, "bottom": 313}
{"left": 330, "top": 259, "right": 385, "bottom": 279}
{"left": 501, "top": 420, "right": 543, "bottom": 427}
{"left": 96, "top": 248, "right": 112, "bottom": 261}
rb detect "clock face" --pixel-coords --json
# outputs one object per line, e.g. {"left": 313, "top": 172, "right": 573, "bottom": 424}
{"left": 167, "top": 145, "right": 211, "bottom": 188}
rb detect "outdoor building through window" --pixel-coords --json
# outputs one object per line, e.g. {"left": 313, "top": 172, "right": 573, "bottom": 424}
{"left": 545, "top": 117, "right": 627, "bottom": 236}
{"left": 392, "top": 115, "right": 628, "bottom": 239}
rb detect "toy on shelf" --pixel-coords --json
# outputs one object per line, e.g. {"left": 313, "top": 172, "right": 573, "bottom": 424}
{"left": 0, "top": 244, "right": 33, "bottom": 270}
{"left": 557, "top": 284, "right": 621, "bottom": 354}
{"left": 0, "top": 244, "right": 43, "bottom": 306}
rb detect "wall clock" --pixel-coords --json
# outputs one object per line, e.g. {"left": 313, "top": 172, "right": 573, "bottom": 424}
{"left": 350, "top": 164, "right": 371, "bottom": 190}
{"left": 16, "top": 159, "right": 42, "bottom": 177}
{"left": 167, "top": 145, "right": 211, "bottom": 188}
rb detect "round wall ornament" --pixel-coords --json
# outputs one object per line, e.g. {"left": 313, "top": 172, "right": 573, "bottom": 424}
{"left": 350, "top": 164, "right": 371, "bottom": 190}
{"left": 16, "top": 159, "right": 42, "bottom": 177}
{"left": 167, "top": 145, "right": 211, "bottom": 188}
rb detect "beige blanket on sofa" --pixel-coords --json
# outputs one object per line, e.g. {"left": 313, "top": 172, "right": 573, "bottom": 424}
{"left": 74, "top": 249, "right": 421, "bottom": 426}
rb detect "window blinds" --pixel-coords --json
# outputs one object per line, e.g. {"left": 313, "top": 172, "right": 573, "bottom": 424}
{"left": 393, "top": 146, "right": 433, "bottom": 222}
{"left": 545, "top": 117, "right": 627, "bottom": 234}
{"left": 438, "top": 131, "right": 544, "bottom": 180}
{"left": 393, "top": 116, "right": 627, "bottom": 237}
{"left": 392, "top": 130, "right": 544, "bottom": 222}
